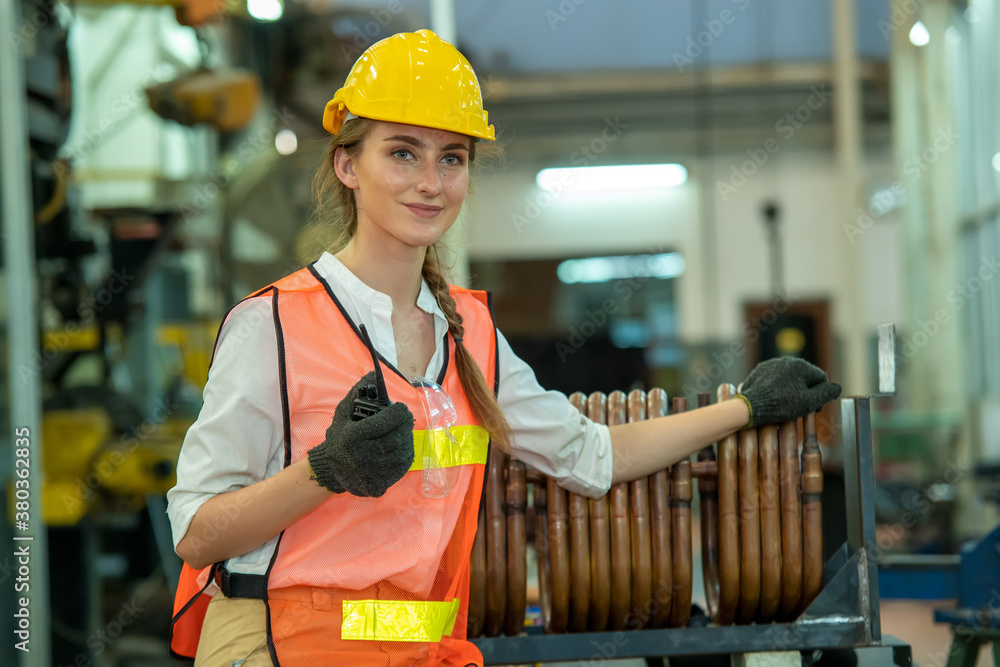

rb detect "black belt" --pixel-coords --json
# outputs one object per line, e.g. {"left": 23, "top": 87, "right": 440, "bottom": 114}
{"left": 214, "top": 565, "right": 267, "bottom": 600}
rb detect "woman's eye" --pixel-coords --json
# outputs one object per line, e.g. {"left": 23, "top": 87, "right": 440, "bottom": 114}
{"left": 441, "top": 154, "right": 464, "bottom": 166}
{"left": 391, "top": 149, "right": 414, "bottom": 160}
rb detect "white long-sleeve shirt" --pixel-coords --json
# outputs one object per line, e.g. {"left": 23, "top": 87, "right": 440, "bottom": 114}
{"left": 166, "top": 252, "right": 613, "bottom": 574}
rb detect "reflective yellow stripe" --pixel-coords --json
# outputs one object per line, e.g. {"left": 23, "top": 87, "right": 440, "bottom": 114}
{"left": 341, "top": 598, "right": 461, "bottom": 642}
{"left": 408, "top": 425, "right": 488, "bottom": 472}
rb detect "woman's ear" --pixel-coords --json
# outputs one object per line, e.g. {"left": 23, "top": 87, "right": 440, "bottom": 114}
{"left": 333, "top": 146, "right": 360, "bottom": 189}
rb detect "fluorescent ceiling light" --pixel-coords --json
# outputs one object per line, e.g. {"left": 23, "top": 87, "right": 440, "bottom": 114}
{"left": 248, "top": 0, "right": 283, "bottom": 21}
{"left": 909, "top": 21, "right": 930, "bottom": 46}
{"left": 537, "top": 164, "right": 687, "bottom": 193}
{"left": 557, "top": 253, "right": 685, "bottom": 284}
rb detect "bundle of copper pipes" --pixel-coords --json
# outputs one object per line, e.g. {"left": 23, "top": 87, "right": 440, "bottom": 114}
{"left": 467, "top": 384, "right": 826, "bottom": 637}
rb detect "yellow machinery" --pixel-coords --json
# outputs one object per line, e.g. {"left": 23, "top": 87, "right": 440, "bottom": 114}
{"left": 78, "top": 0, "right": 245, "bottom": 28}
{"left": 32, "top": 320, "right": 220, "bottom": 525}
{"left": 40, "top": 409, "right": 184, "bottom": 525}
{"left": 145, "top": 68, "right": 262, "bottom": 132}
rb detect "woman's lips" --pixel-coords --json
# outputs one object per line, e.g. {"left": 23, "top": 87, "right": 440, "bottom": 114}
{"left": 405, "top": 203, "right": 443, "bottom": 219}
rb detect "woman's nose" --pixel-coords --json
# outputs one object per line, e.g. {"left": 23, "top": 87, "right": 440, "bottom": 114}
{"left": 416, "top": 162, "right": 442, "bottom": 195}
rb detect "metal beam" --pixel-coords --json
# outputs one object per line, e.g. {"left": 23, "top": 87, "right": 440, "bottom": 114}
{"left": 473, "top": 620, "right": 869, "bottom": 663}
{"left": 841, "top": 398, "right": 882, "bottom": 644}
{"left": 484, "top": 62, "right": 889, "bottom": 103}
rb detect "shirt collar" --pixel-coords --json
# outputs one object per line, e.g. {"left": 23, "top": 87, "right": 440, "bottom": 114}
{"left": 316, "top": 251, "right": 445, "bottom": 320}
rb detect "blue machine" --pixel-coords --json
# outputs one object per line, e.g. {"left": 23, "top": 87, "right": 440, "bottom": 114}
{"left": 880, "top": 521, "right": 1000, "bottom": 666}
{"left": 933, "top": 524, "right": 1000, "bottom": 667}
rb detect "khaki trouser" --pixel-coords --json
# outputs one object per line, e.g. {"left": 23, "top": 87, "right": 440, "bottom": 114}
{"left": 194, "top": 591, "right": 272, "bottom": 667}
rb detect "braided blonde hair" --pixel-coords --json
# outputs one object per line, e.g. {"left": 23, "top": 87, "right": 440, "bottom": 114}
{"left": 311, "top": 118, "right": 512, "bottom": 454}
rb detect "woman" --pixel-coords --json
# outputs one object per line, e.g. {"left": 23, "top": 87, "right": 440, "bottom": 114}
{"left": 167, "top": 29, "right": 840, "bottom": 666}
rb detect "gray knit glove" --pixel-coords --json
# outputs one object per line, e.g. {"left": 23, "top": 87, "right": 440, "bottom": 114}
{"left": 736, "top": 357, "right": 842, "bottom": 428}
{"left": 307, "top": 372, "right": 415, "bottom": 498}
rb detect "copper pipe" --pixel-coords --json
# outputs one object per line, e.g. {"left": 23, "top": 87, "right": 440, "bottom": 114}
{"left": 469, "top": 500, "right": 487, "bottom": 638}
{"left": 736, "top": 428, "right": 761, "bottom": 624}
{"left": 646, "top": 388, "right": 672, "bottom": 629}
{"left": 533, "top": 478, "right": 552, "bottom": 633}
{"left": 504, "top": 459, "right": 528, "bottom": 637}
{"left": 777, "top": 420, "right": 803, "bottom": 620}
{"left": 713, "top": 383, "right": 740, "bottom": 626}
{"left": 627, "top": 389, "right": 652, "bottom": 629}
{"left": 566, "top": 392, "right": 591, "bottom": 633}
{"left": 801, "top": 413, "right": 824, "bottom": 611}
{"left": 669, "top": 396, "right": 692, "bottom": 628}
{"left": 586, "top": 392, "right": 611, "bottom": 632}
{"left": 695, "top": 392, "right": 721, "bottom": 627}
{"left": 757, "top": 425, "right": 782, "bottom": 622}
{"left": 525, "top": 468, "right": 546, "bottom": 485}
{"left": 692, "top": 460, "right": 719, "bottom": 478}
{"left": 546, "top": 475, "right": 570, "bottom": 633}
{"left": 485, "top": 448, "right": 508, "bottom": 636}
{"left": 567, "top": 491, "right": 591, "bottom": 633}
{"left": 606, "top": 390, "right": 632, "bottom": 631}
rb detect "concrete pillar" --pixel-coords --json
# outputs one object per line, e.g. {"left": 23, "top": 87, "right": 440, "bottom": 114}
{"left": 0, "top": 0, "right": 52, "bottom": 663}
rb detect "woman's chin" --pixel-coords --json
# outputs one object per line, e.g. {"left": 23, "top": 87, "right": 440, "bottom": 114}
{"left": 401, "top": 224, "right": 454, "bottom": 248}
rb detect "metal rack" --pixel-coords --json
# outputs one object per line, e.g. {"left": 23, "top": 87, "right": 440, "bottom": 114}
{"left": 472, "top": 397, "right": 907, "bottom": 664}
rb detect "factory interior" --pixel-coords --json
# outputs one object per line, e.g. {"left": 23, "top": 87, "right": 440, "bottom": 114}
{"left": 2, "top": 0, "right": 1000, "bottom": 665}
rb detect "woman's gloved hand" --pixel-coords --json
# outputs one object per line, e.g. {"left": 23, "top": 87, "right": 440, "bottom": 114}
{"left": 307, "top": 372, "right": 415, "bottom": 497}
{"left": 736, "top": 357, "right": 842, "bottom": 428}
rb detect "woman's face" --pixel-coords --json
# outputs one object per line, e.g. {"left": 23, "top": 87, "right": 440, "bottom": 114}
{"left": 335, "top": 121, "right": 472, "bottom": 252}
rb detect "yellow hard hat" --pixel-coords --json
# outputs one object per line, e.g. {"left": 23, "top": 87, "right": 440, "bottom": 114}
{"left": 323, "top": 29, "right": 494, "bottom": 140}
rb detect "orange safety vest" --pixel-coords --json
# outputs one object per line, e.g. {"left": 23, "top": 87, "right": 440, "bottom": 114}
{"left": 170, "top": 265, "right": 498, "bottom": 666}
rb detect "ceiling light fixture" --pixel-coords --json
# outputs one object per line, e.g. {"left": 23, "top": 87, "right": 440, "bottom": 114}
{"left": 275, "top": 129, "right": 298, "bottom": 155}
{"left": 909, "top": 21, "right": 930, "bottom": 46}
{"left": 248, "top": 0, "right": 283, "bottom": 21}
{"left": 556, "top": 253, "right": 686, "bottom": 284}
{"left": 536, "top": 164, "right": 688, "bottom": 193}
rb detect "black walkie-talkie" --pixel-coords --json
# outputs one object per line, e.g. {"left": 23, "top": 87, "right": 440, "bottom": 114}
{"left": 352, "top": 324, "right": 392, "bottom": 421}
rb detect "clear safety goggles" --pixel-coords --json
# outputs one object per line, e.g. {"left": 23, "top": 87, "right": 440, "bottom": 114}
{"left": 410, "top": 377, "right": 461, "bottom": 498}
